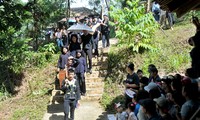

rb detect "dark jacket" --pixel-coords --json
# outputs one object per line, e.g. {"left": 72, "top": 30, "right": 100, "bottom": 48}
{"left": 61, "top": 79, "right": 81, "bottom": 100}
{"left": 101, "top": 20, "right": 109, "bottom": 34}
{"left": 81, "top": 34, "right": 94, "bottom": 50}
{"left": 75, "top": 57, "right": 87, "bottom": 73}
{"left": 190, "top": 47, "right": 200, "bottom": 75}
{"left": 57, "top": 52, "right": 70, "bottom": 69}
{"left": 69, "top": 42, "right": 81, "bottom": 57}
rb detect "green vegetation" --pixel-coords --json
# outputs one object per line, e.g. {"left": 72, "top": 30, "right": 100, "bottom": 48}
{"left": 101, "top": 21, "right": 196, "bottom": 111}
{"left": 0, "top": 54, "right": 58, "bottom": 119}
{"left": 0, "top": 0, "right": 67, "bottom": 119}
{"left": 110, "top": 0, "right": 158, "bottom": 52}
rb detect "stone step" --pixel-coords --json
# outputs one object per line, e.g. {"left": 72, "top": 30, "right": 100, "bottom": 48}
{"left": 92, "top": 61, "right": 108, "bottom": 66}
{"left": 86, "top": 72, "right": 107, "bottom": 78}
{"left": 86, "top": 82, "right": 104, "bottom": 88}
{"left": 51, "top": 89, "right": 64, "bottom": 96}
{"left": 92, "top": 57, "right": 108, "bottom": 63}
{"left": 81, "top": 94, "right": 102, "bottom": 101}
{"left": 92, "top": 65, "right": 108, "bottom": 71}
{"left": 85, "top": 77, "right": 104, "bottom": 82}
{"left": 49, "top": 95, "right": 64, "bottom": 104}
{"left": 86, "top": 88, "right": 104, "bottom": 95}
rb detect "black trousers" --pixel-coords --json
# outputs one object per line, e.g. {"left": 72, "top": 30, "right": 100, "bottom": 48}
{"left": 94, "top": 41, "right": 99, "bottom": 56}
{"left": 125, "top": 94, "right": 132, "bottom": 109}
{"left": 64, "top": 99, "right": 77, "bottom": 120}
{"left": 76, "top": 73, "right": 86, "bottom": 94}
{"left": 83, "top": 49, "right": 92, "bottom": 70}
{"left": 102, "top": 32, "right": 110, "bottom": 47}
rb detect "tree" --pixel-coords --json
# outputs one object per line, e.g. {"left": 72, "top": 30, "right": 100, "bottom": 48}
{"left": 110, "top": 0, "right": 158, "bottom": 52}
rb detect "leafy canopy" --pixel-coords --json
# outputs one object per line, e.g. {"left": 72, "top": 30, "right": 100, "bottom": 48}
{"left": 110, "top": 0, "right": 158, "bottom": 52}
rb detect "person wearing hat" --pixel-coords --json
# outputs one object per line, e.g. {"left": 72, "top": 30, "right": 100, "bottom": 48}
{"left": 75, "top": 50, "right": 87, "bottom": 96}
{"left": 115, "top": 102, "right": 127, "bottom": 120}
{"left": 154, "top": 97, "right": 173, "bottom": 120}
{"left": 123, "top": 63, "right": 139, "bottom": 108}
{"left": 144, "top": 82, "right": 158, "bottom": 93}
{"left": 139, "top": 99, "right": 163, "bottom": 120}
{"left": 61, "top": 68, "right": 81, "bottom": 120}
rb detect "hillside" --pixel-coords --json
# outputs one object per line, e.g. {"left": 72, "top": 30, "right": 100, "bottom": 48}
{"left": 101, "top": 21, "right": 196, "bottom": 111}
{"left": 0, "top": 21, "right": 197, "bottom": 119}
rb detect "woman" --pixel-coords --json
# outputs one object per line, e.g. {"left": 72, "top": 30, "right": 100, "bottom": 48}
{"left": 69, "top": 34, "right": 81, "bottom": 57}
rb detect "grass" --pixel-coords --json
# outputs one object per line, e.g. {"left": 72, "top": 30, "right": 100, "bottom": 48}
{"left": 101, "top": 21, "right": 196, "bottom": 111}
{"left": 0, "top": 54, "right": 58, "bottom": 120}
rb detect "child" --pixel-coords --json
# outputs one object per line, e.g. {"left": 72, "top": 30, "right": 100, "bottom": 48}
{"left": 61, "top": 68, "right": 81, "bottom": 120}
{"left": 137, "top": 69, "right": 143, "bottom": 80}
{"left": 127, "top": 102, "right": 137, "bottom": 120}
{"left": 115, "top": 102, "right": 127, "bottom": 120}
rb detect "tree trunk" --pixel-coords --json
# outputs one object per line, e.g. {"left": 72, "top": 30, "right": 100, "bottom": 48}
{"left": 147, "top": 0, "right": 151, "bottom": 12}
{"left": 33, "top": 0, "right": 38, "bottom": 51}
{"left": 105, "top": 0, "right": 110, "bottom": 11}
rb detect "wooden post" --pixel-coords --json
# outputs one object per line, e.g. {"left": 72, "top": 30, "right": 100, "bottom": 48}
{"left": 147, "top": 0, "right": 151, "bottom": 12}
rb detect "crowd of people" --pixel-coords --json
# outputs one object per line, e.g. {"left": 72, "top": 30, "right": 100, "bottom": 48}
{"left": 114, "top": 17, "right": 200, "bottom": 120}
{"left": 152, "top": 1, "right": 175, "bottom": 30}
{"left": 115, "top": 63, "right": 199, "bottom": 120}
{"left": 55, "top": 15, "right": 110, "bottom": 120}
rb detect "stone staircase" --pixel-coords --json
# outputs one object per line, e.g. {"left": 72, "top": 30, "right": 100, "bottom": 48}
{"left": 49, "top": 48, "right": 109, "bottom": 104}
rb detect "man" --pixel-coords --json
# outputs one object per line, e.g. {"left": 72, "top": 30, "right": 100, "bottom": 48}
{"left": 101, "top": 15, "right": 110, "bottom": 48}
{"left": 61, "top": 26, "right": 69, "bottom": 46}
{"left": 55, "top": 28, "right": 63, "bottom": 49}
{"left": 61, "top": 68, "right": 81, "bottom": 120}
{"left": 123, "top": 63, "right": 139, "bottom": 108}
{"left": 92, "top": 16, "right": 101, "bottom": 57}
{"left": 81, "top": 30, "right": 94, "bottom": 74}
{"left": 75, "top": 16, "right": 80, "bottom": 24}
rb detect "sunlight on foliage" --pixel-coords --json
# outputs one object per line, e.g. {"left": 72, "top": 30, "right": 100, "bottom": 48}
{"left": 110, "top": 0, "right": 158, "bottom": 52}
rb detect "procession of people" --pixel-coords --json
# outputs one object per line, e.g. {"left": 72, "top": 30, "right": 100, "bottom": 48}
{"left": 55, "top": 15, "right": 110, "bottom": 120}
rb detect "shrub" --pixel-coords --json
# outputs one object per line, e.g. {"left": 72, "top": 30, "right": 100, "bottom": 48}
{"left": 110, "top": 0, "right": 158, "bottom": 52}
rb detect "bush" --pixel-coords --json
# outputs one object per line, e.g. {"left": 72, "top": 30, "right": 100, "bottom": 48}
{"left": 110, "top": 0, "right": 158, "bottom": 52}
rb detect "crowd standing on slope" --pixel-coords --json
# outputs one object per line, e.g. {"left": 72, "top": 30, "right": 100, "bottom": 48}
{"left": 114, "top": 17, "right": 200, "bottom": 120}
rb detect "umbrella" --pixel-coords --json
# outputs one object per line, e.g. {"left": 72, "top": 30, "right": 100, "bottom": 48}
{"left": 59, "top": 18, "right": 67, "bottom": 22}
{"left": 67, "top": 23, "right": 94, "bottom": 33}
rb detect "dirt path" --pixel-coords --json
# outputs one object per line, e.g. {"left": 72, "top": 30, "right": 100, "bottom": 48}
{"left": 43, "top": 101, "right": 107, "bottom": 120}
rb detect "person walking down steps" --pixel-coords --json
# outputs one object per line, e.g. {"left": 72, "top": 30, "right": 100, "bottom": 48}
{"left": 81, "top": 30, "right": 94, "bottom": 74}
{"left": 75, "top": 50, "right": 87, "bottom": 96}
{"left": 61, "top": 68, "right": 81, "bottom": 120}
